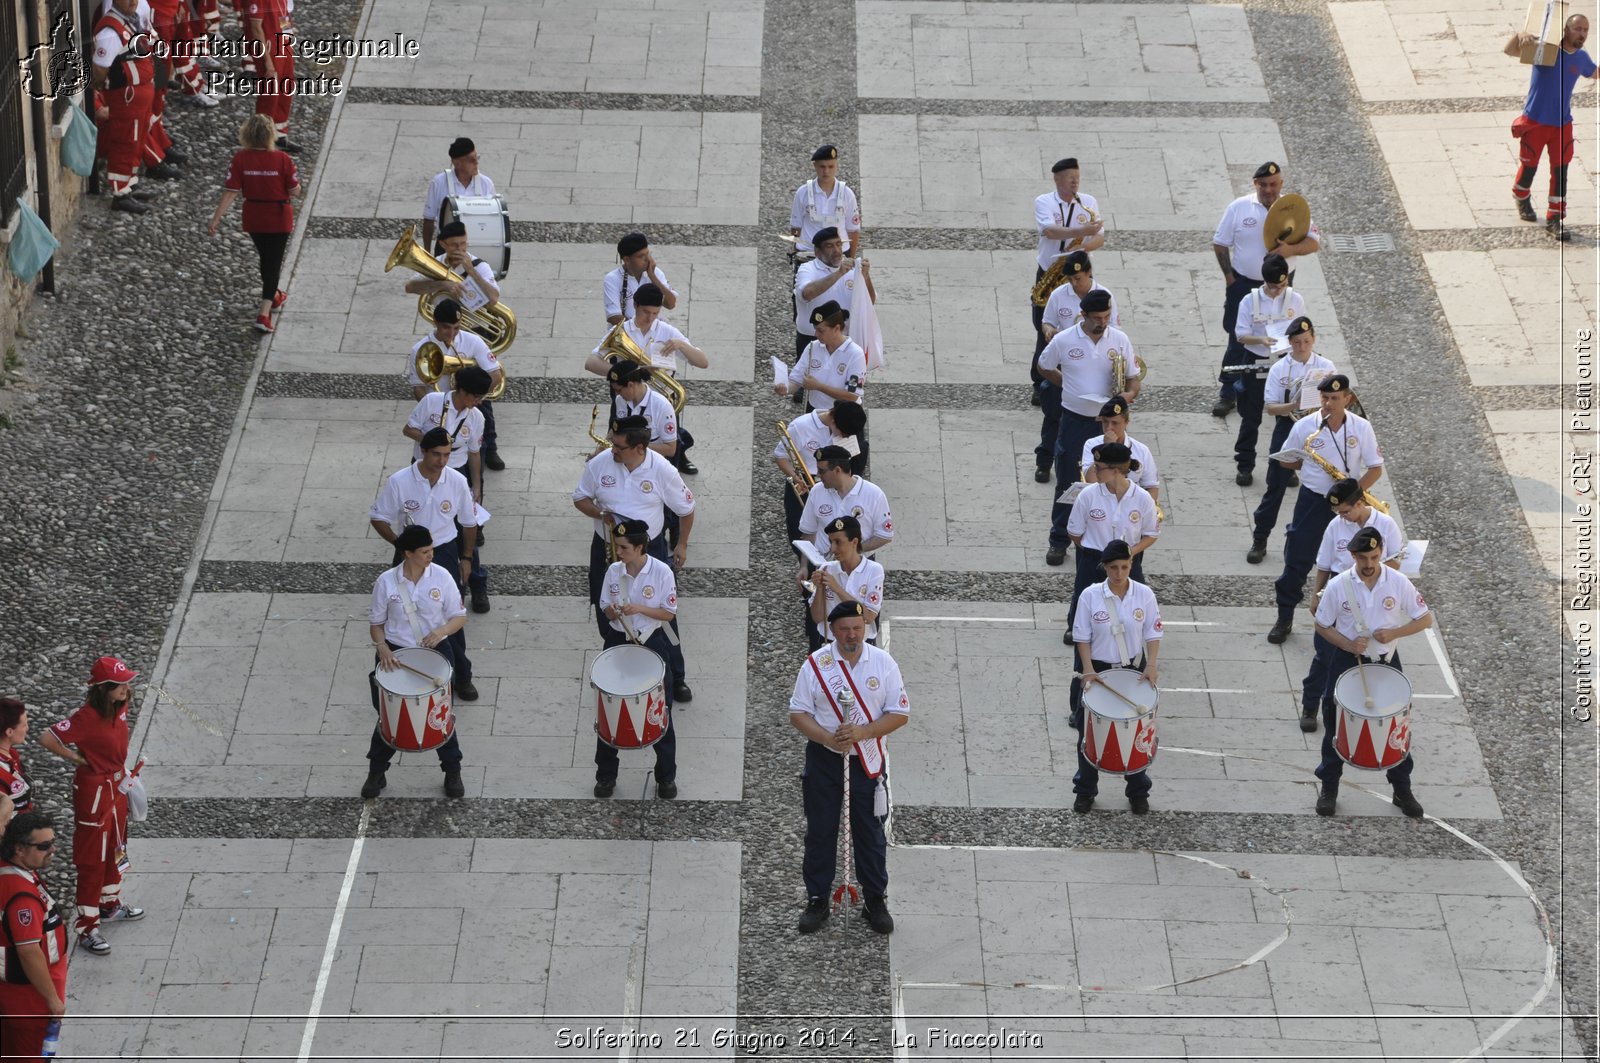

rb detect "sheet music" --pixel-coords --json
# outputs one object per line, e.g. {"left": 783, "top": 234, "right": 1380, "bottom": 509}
{"left": 454, "top": 271, "right": 490, "bottom": 313}
{"left": 771, "top": 356, "right": 789, "bottom": 390}
{"left": 1399, "top": 539, "right": 1427, "bottom": 577}
{"left": 792, "top": 539, "right": 827, "bottom": 567}
{"left": 1056, "top": 481, "right": 1088, "bottom": 505}
{"left": 1269, "top": 447, "right": 1310, "bottom": 464}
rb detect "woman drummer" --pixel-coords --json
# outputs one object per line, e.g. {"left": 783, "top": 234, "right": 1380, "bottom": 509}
{"left": 38, "top": 657, "right": 146, "bottom": 955}
{"left": 1068, "top": 539, "right": 1162, "bottom": 816}
{"left": 1064, "top": 441, "right": 1159, "bottom": 638}
{"left": 362, "top": 525, "right": 469, "bottom": 802}
{"left": 0, "top": 698, "right": 33, "bottom": 830}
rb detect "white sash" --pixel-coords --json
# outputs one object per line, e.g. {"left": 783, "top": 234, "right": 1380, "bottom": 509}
{"left": 1339, "top": 568, "right": 1393, "bottom": 662}
{"left": 1102, "top": 586, "right": 1133, "bottom": 666}
{"left": 618, "top": 567, "right": 680, "bottom": 647}
{"left": 388, "top": 565, "right": 428, "bottom": 645}
{"left": 808, "top": 648, "right": 886, "bottom": 778}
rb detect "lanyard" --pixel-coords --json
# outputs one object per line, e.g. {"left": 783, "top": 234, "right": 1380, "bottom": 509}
{"left": 1323, "top": 417, "right": 1351, "bottom": 476}
{"left": 437, "top": 395, "right": 470, "bottom": 447}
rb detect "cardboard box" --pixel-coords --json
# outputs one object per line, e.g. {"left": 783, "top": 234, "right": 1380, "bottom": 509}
{"left": 1520, "top": 0, "right": 1567, "bottom": 66}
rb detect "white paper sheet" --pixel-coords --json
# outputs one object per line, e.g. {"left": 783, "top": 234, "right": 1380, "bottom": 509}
{"left": 1399, "top": 539, "right": 1427, "bottom": 577}
{"left": 1055, "top": 481, "right": 1088, "bottom": 505}
{"left": 792, "top": 539, "right": 827, "bottom": 567}
{"left": 771, "top": 356, "right": 789, "bottom": 390}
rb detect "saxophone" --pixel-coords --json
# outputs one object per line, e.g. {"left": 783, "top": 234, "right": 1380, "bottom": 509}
{"left": 1030, "top": 204, "right": 1100, "bottom": 307}
{"left": 1302, "top": 426, "right": 1390, "bottom": 514}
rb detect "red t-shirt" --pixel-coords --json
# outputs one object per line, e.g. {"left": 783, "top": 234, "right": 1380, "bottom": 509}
{"left": 225, "top": 148, "right": 298, "bottom": 233}
{"left": 0, "top": 750, "right": 32, "bottom": 814}
{"left": 0, "top": 866, "right": 66, "bottom": 1001}
{"left": 50, "top": 704, "right": 129, "bottom": 777}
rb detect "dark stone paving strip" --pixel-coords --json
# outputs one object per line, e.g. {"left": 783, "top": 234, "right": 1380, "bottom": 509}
{"left": 345, "top": 86, "right": 760, "bottom": 112}
{"left": 1475, "top": 385, "right": 1585, "bottom": 411}
{"left": 1366, "top": 95, "right": 1533, "bottom": 115}
{"left": 859, "top": 97, "right": 1264, "bottom": 118}
{"left": 304, "top": 216, "right": 764, "bottom": 245}
{"left": 1412, "top": 226, "right": 1598, "bottom": 252}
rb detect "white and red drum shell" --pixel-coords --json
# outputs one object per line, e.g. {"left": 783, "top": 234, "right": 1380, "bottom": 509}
{"left": 1080, "top": 668, "right": 1159, "bottom": 775}
{"left": 591, "top": 644, "right": 669, "bottom": 750}
{"left": 441, "top": 194, "right": 511, "bottom": 278}
{"left": 1333, "top": 663, "right": 1413, "bottom": 770}
{"left": 374, "top": 646, "right": 456, "bottom": 752}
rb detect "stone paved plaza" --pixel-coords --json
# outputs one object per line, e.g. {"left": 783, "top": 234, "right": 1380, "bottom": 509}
{"left": 0, "top": 0, "right": 1595, "bottom": 1057}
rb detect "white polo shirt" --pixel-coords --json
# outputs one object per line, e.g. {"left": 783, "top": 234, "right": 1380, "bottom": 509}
{"left": 1067, "top": 481, "right": 1160, "bottom": 551}
{"left": 1038, "top": 324, "right": 1141, "bottom": 417}
{"left": 1232, "top": 286, "right": 1306, "bottom": 359}
{"left": 573, "top": 449, "right": 695, "bottom": 541}
{"left": 369, "top": 463, "right": 477, "bottom": 546}
{"left": 1034, "top": 191, "right": 1100, "bottom": 271}
{"left": 612, "top": 389, "right": 679, "bottom": 447}
{"left": 1264, "top": 353, "right": 1338, "bottom": 412}
{"left": 1081, "top": 433, "right": 1159, "bottom": 492}
{"left": 407, "top": 329, "right": 501, "bottom": 389}
{"left": 422, "top": 169, "right": 496, "bottom": 229}
{"left": 1285, "top": 412, "right": 1382, "bottom": 495}
{"left": 1071, "top": 579, "right": 1162, "bottom": 664}
{"left": 790, "top": 179, "right": 861, "bottom": 254}
{"left": 773, "top": 412, "right": 839, "bottom": 477}
{"left": 789, "top": 338, "right": 867, "bottom": 413}
{"left": 1317, "top": 509, "right": 1404, "bottom": 574}
{"left": 799, "top": 475, "right": 893, "bottom": 556}
{"left": 603, "top": 266, "right": 676, "bottom": 322}
{"left": 599, "top": 556, "right": 679, "bottom": 642}
{"left": 789, "top": 644, "right": 910, "bottom": 729}
{"left": 810, "top": 556, "right": 886, "bottom": 641}
{"left": 1213, "top": 192, "right": 1320, "bottom": 282}
{"left": 1315, "top": 567, "right": 1429, "bottom": 648}
{"left": 794, "top": 258, "right": 858, "bottom": 337}
{"left": 1042, "top": 281, "right": 1119, "bottom": 336}
{"left": 596, "top": 318, "right": 691, "bottom": 377}
{"left": 369, "top": 563, "right": 466, "bottom": 648}
{"left": 406, "top": 391, "right": 484, "bottom": 468}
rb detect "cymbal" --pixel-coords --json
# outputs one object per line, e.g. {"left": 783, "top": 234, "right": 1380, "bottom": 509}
{"left": 1263, "top": 194, "right": 1311, "bottom": 250}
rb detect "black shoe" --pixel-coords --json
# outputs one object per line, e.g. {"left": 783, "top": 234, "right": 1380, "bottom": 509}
{"left": 1287, "top": 471, "right": 1299, "bottom": 487}
{"left": 110, "top": 195, "right": 149, "bottom": 214}
{"left": 862, "top": 895, "right": 894, "bottom": 934}
{"left": 1211, "top": 397, "right": 1235, "bottom": 418}
{"left": 594, "top": 779, "right": 615, "bottom": 798}
{"left": 1315, "top": 789, "right": 1337, "bottom": 816}
{"left": 657, "top": 779, "right": 678, "bottom": 800}
{"left": 679, "top": 459, "right": 699, "bottom": 475}
{"left": 1547, "top": 216, "right": 1569, "bottom": 241}
{"left": 672, "top": 681, "right": 693, "bottom": 703}
{"left": 163, "top": 146, "right": 188, "bottom": 165}
{"left": 1267, "top": 617, "right": 1292, "bottom": 644}
{"left": 144, "top": 162, "right": 182, "bottom": 180}
{"left": 1393, "top": 790, "right": 1425, "bottom": 818}
{"left": 1299, "top": 708, "right": 1318, "bottom": 733}
{"left": 798, "top": 897, "right": 830, "bottom": 934}
{"left": 278, "top": 139, "right": 302, "bottom": 155}
{"left": 128, "top": 186, "right": 161, "bottom": 201}
{"left": 1062, "top": 628, "right": 1073, "bottom": 646}
{"left": 443, "top": 770, "right": 465, "bottom": 798}
{"left": 456, "top": 679, "right": 479, "bottom": 701}
{"left": 1247, "top": 538, "right": 1268, "bottom": 564}
{"left": 360, "top": 770, "right": 386, "bottom": 799}
{"left": 1045, "top": 546, "right": 1067, "bottom": 567}
{"left": 1129, "top": 795, "right": 1150, "bottom": 815}
{"left": 1030, "top": 389, "right": 1042, "bottom": 407}
{"left": 1516, "top": 196, "right": 1537, "bottom": 222}
{"left": 471, "top": 586, "right": 490, "bottom": 614}
{"left": 1034, "top": 468, "right": 1051, "bottom": 484}
{"left": 1073, "top": 794, "right": 1093, "bottom": 813}
{"left": 483, "top": 450, "right": 505, "bottom": 472}
{"left": 1235, "top": 470, "right": 1253, "bottom": 487}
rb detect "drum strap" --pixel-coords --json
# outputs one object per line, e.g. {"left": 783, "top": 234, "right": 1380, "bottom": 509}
{"left": 619, "top": 569, "right": 679, "bottom": 647}
{"left": 1103, "top": 587, "right": 1133, "bottom": 667}
{"left": 389, "top": 565, "right": 429, "bottom": 645}
{"left": 1339, "top": 569, "right": 1392, "bottom": 662}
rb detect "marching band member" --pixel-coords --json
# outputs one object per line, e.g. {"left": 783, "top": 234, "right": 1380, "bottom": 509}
{"left": 0, "top": 699, "right": 34, "bottom": 831}
{"left": 797, "top": 446, "right": 894, "bottom": 562}
{"left": 37, "top": 657, "right": 146, "bottom": 956}
{"left": 1034, "top": 251, "right": 1117, "bottom": 483}
{"left": 806, "top": 516, "right": 885, "bottom": 652}
{"left": 1247, "top": 316, "right": 1337, "bottom": 563}
{"left": 1505, "top": 14, "right": 1598, "bottom": 239}
{"left": 1070, "top": 539, "right": 1160, "bottom": 814}
{"left": 1065, "top": 442, "right": 1159, "bottom": 636}
{"left": 1298, "top": 479, "right": 1404, "bottom": 733}
{"left": 1311, "top": 528, "right": 1432, "bottom": 818}
{"left": 789, "top": 602, "right": 908, "bottom": 935}
{"left": 362, "top": 525, "right": 469, "bottom": 801}
{"left": 604, "top": 231, "right": 677, "bottom": 324}
{"left": 0, "top": 812, "right": 68, "bottom": 1058}
{"left": 1037, "top": 289, "right": 1141, "bottom": 567}
{"left": 406, "top": 299, "right": 504, "bottom": 400}
{"left": 421, "top": 137, "right": 497, "bottom": 251}
{"left": 608, "top": 363, "right": 678, "bottom": 462}
{"left": 594, "top": 519, "right": 684, "bottom": 799}
{"left": 403, "top": 366, "right": 493, "bottom": 613}
{"left": 1266, "top": 376, "right": 1382, "bottom": 644}
{"left": 776, "top": 302, "right": 869, "bottom": 473}
{"left": 572, "top": 416, "right": 696, "bottom": 701}
{"left": 794, "top": 227, "right": 876, "bottom": 362}
{"left": 1031, "top": 158, "right": 1106, "bottom": 406}
{"left": 1079, "top": 398, "right": 1160, "bottom": 512}
{"left": 91, "top": 0, "right": 162, "bottom": 214}
{"left": 1227, "top": 254, "right": 1305, "bottom": 485}
{"left": 773, "top": 401, "right": 867, "bottom": 550}
{"left": 789, "top": 145, "right": 862, "bottom": 260}
{"left": 1210, "top": 162, "right": 1319, "bottom": 417}
{"left": 368, "top": 427, "right": 480, "bottom": 699}
{"left": 585, "top": 283, "right": 708, "bottom": 475}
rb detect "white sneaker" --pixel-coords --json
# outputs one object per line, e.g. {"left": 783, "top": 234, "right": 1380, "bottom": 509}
{"left": 79, "top": 928, "right": 111, "bottom": 955}
{"left": 102, "top": 903, "right": 145, "bottom": 922}
{"left": 184, "top": 90, "right": 221, "bottom": 108}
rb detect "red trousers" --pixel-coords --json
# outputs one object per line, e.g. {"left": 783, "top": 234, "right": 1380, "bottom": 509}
{"left": 255, "top": 32, "right": 294, "bottom": 134}
{"left": 97, "top": 82, "right": 156, "bottom": 193}
{"left": 0, "top": 981, "right": 65, "bottom": 1062}
{"left": 71, "top": 775, "right": 126, "bottom": 934}
{"left": 1512, "top": 115, "right": 1575, "bottom": 218}
{"left": 154, "top": 12, "right": 204, "bottom": 95}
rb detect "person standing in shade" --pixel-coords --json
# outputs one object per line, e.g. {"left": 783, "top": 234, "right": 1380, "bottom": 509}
{"left": 1034, "top": 251, "right": 1117, "bottom": 482}
{"left": 1506, "top": 14, "right": 1598, "bottom": 239}
{"left": 208, "top": 114, "right": 301, "bottom": 334}
{"left": 402, "top": 366, "right": 494, "bottom": 613}
{"left": 806, "top": 515, "right": 885, "bottom": 653}
{"left": 0, "top": 812, "right": 69, "bottom": 1060}
{"left": 603, "top": 231, "right": 677, "bottom": 325}
{"left": 790, "top": 145, "right": 863, "bottom": 260}
{"left": 1225, "top": 254, "right": 1304, "bottom": 485}
{"left": 1064, "top": 442, "right": 1159, "bottom": 636}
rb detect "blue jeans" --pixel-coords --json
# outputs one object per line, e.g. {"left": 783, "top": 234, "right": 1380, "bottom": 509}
{"left": 1274, "top": 487, "right": 1337, "bottom": 622}
{"left": 1250, "top": 417, "right": 1297, "bottom": 541}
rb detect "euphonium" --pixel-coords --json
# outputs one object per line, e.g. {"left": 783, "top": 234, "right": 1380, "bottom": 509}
{"left": 597, "top": 322, "right": 686, "bottom": 414}
{"left": 777, "top": 419, "right": 817, "bottom": 501}
{"left": 1109, "top": 350, "right": 1149, "bottom": 396}
{"left": 414, "top": 341, "right": 508, "bottom": 400}
{"left": 1303, "top": 426, "right": 1390, "bottom": 514}
{"left": 384, "top": 226, "right": 518, "bottom": 356}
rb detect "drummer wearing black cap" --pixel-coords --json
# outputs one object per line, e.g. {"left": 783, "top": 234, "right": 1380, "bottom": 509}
{"left": 594, "top": 519, "right": 684, "bottom": 800}
{"left": 790, "top": 144, "right": 862, "bottom": 260}
{"left": 422, "top": 137, "right": 497, "bottom": 252}
{"left": 1225, "top": 254, "right": 1304, "bottom": 484}
{"left": 363, "top": 524, "right": 469, "bottom": 801}
{"left": 1034, "top": 251, "right": 1118, "bottom": 482}
{"left": 1031, "top": 158, "right": 1106, "bottom": 405}
{"left": 604, "top": 231, "right": 678, "bottom": 325}
{"left": 776, "top": 300, "right": 870, "bottom": 474}
{"left": 1069, "top": 539, "right": 1160, "bottom": 815}
{"left": 1311, "top": 527, "right": 1432, "bottom": 818}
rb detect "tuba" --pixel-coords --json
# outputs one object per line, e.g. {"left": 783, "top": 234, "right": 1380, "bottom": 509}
{"left": 596, "top": 322, "right": 686, "bottom": 414}
{"left": 776, "top": 420, "right": 817, "bottom": 501}
{"left": 385, "top": 226, "right": 518, "bottom": 356}
{"left": 413, "top": 341, "right": 508, "bottom": 400}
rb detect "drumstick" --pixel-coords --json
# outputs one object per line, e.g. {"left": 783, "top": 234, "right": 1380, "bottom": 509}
{"left": 392, "top": 658, "right": 446, "bottom": 687}
{"left": 1356, "top": 658, "right": 1374, "bottom": 710}
{"left": 1095, "top": 676, "right": 1152, "bottom": 714}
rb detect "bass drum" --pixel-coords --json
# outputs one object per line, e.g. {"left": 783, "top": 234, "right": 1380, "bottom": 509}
{"left": 441, "top": 194, "right": 511, "bottom": 279}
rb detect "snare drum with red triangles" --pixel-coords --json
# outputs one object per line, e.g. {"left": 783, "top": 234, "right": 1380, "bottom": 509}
{"left": 373, "top": 646, "right": 456, "bottom": 752}
{"left": 1080, "top": 667, "right": 1159, "bottom": 775}
{"left": 1332, "top": 663, "right": 1413, "bottom": 770}
{"left": 590, "top": 644, "right": 669, "bottom": 750}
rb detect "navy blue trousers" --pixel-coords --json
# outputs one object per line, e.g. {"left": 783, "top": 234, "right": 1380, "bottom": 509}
{"left": 1274, "top": 487, "right": 1337, "bottom": 622}
{"left": 1218, "top": 274, "right": 1263, "bottom": 400}
{"left": 1314, "top": 648, "right": 1415, "bottom": 791}
{"left": 801, "top": 739, "right": 888, "bottom": 900}
{"left": 1250, "top": 417, "right": 1297, "bottom": 541}
{"left": 1049, "top": 410, "right": 1103, "bottom": 549}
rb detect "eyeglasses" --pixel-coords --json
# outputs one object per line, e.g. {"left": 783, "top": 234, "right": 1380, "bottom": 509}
{"left": 19, "top": 840, "right": 54, "bottom": 851}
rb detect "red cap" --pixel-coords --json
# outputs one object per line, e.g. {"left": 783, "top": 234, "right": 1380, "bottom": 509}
{"left": 88, "top": 656, "right": 139, "bottom": 686}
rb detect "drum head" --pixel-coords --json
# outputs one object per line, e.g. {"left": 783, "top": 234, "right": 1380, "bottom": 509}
{"left": 591, "top": 645, "right": 666, "bottom": 696}
{"left": 1333, "top": 663, "right": 1412, "bottom": 720}
{"left": 1081, "top": 668, "right": 1158, "bottom": 719}
{"left": 377, "top": 646, "right": 452, "bottom": 695}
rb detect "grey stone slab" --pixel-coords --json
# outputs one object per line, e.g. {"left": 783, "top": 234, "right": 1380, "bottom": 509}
{"left": 185, "top": 870, "right": 376, "bottom": 909}
{"left": 1074, "top": 917, "right": 1173, "bottom": 990}
{"left": 1265, "top": 959, "right": 1380, "bottom": 1042}
{"left": 358, "top": 943, "right": 459, "bottom": 983}
{"left": 351, "top": 981, "right": 545, "bottom": 1015}
{"left": 643, "top": 910, "right": 738, "bottom": 986}
{"left": 254, "top": 943, "right": 359, "bottom": 1015}
{"left": 270, "top": 907, "right": 463, "bottom": 947}
{"left": 648, "top": 841, "right": 740, "bottom": 913}
{"left": 1374, "top": 1005, "right": 1487, "bottom": 1063}
{"left": 1437, "top": 894, "right": 1551, "bottom": 971}
{"left": 1261, "top": 887, "right": 1446, "bottom": 930}
{"left": 1334, "top": 855, "right": 1531, "bottom": 896}
{"left": 454, "top": 910, "right": 555, "bottom": 985}
{"left": 975, "top": 848, "right": 1157, "bottom": 884}
{"left": 1070, "top": 882, "right": 1259, "bottom": 923}
{"left": 1167, "top": 918, "right": 1360, "bottom": 966}
{"left": 983, "top": 949, "right": 1078, "bottom": 989}
{"left": 370, "top": 872, "right": 560, "bottom": 910}
{"left": 1154, "top": 851, "right": 1343, "bottom": 890}
{"left": 1355, "top": 927, "right": 1469, "bottom": 1006}
{"left": 178, "top": 593, "right": 272, "bottom": 646}
{"left": 891, "top": 913, "right": 984, "bottom": 983}
{"left": 554, "top": 873, "right": 649, "bottom": 947}
{"left": 163, "top": 908, "right": 275, "bottom": 984}
{"left": 291, "top": 837, "right": 476, "bottom": 873}
{"left": 890, "top": 847, "right": 979, "bottom": 917}
{"left": 979, "top": 878, "right": 1072, "bottom": 953}
{"left": 1080, "top": 990, "right": 1281, "bottom": 1037}
{"left": 1172, "top": 956, "right": 1273, "bottom": 998}
{"left": 543, "top": 944, "right": 635, "bottom": 1015}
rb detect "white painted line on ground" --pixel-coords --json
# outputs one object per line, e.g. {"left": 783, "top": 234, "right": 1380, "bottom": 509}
{"left": 1424, "top": 625, "right": 1463, "bottom": 698}
{"left": 296, "top": 802, "right": 371, "bottom": 1063}
{"left": 888, "top": 616, "right": 1036, "bottom": 624}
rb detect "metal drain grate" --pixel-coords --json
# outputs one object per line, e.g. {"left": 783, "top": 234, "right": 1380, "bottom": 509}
{"left": 1326, "top": 233, "right": 1396, "bottom": 253}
